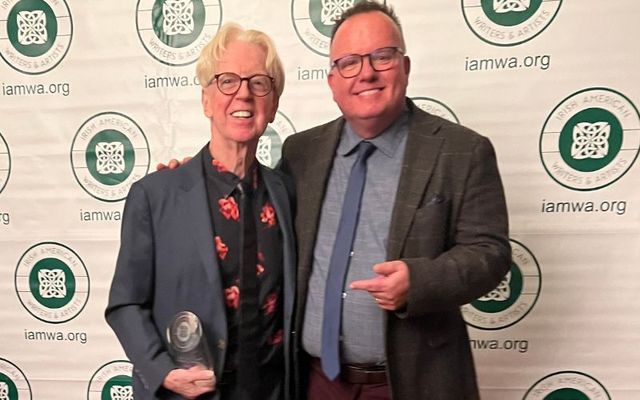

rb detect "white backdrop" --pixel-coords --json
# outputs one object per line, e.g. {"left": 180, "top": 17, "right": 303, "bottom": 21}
{"left": 1, "top": 1, "right": 639, "bottom": 399}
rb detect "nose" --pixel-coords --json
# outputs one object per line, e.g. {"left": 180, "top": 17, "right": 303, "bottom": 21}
{"left": 358, "top": 55, "right": 377, "bottom": 80}
{"left": 235, "top": 79, "right": 252, "bottom": 98}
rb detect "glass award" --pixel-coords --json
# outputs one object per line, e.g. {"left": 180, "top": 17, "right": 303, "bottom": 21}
{"left": 166, "top": 311, "right": 214, "bottom": 370}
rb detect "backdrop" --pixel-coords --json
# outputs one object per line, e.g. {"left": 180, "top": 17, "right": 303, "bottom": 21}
{"left": 1, "top": 1, "right": 639, "bottom": 399}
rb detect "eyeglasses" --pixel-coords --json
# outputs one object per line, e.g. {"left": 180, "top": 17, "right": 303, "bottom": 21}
{"left": 331, "top": 47, "right": 404, "bottom": 78}
{"left": 210, "top": 72, "right": 275, "bottom": 97}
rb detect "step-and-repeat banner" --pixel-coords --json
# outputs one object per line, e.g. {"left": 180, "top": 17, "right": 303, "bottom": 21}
{"left": 1, "top": 1, "right": 639, "bottom": 399}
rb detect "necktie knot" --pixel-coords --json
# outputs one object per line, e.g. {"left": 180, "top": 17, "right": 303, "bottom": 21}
{"left": 236, "top": 180, "right": 253, "bottom": 198}
{"left": 356, "top": 141, "right": 376, "bottom": 163}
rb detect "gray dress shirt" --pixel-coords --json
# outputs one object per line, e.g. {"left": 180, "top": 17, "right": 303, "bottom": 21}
{"left": 302, "top": 113, "right": 408, "bottom": 364}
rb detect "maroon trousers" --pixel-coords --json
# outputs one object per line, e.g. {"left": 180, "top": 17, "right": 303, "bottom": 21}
{"left": 307, "top": 358, "right": 391, "bottom": 400}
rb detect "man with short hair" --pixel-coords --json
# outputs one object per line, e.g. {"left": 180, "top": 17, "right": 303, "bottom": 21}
{"left": 280, "top": 2, "right": 511, "bottom": 399}
{"left": 107, "top": 23, "right": 295, "bottom": 400}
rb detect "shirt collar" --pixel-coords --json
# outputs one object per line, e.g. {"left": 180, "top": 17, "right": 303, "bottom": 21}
{"left": 202, "top": 146, "right": 259, "bottom": 198}
{"left": 337, "top": 108, "right": 409, "bottom": 158}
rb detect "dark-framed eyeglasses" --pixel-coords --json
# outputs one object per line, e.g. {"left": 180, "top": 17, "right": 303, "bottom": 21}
{"left": 210, "top": 72, "right": 275, "bottom": 97}
{"left": 331, "top": 47, "right": 405, "bottom": 78}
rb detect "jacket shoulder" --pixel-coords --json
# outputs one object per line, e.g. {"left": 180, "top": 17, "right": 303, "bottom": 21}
{"left": 129, "top": 151, "right": 203, "bottom": 197}
{"left": 283, "top": 117, "right": 342, "bottom": 148}
{"left": 411, "top": 106, "right": 491, "bottom": 150}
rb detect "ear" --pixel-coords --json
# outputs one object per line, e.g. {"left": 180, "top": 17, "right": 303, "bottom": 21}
{"left": 403, "top": 56, "right": 411, "bottom": 76}
{"left": 201, "top": 87, "right": 213, "bottom": 118}
{"left": 327, "top": 71, "right": 338, "bottom": 102}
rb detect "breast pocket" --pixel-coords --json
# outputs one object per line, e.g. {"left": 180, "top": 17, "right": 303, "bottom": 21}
{"left": 404, "top": 195, "right": 451, "bottom": 257}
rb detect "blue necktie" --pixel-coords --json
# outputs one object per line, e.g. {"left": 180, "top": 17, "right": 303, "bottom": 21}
{"left": 321, "top": 141, "right": 376, "bottom": 380}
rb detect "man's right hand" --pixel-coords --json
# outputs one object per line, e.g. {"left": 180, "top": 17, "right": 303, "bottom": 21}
{"left": 156, "top": 156, "right": 192, "bottom": 171}
{"left": 162, "top": 365, "right": 216, "bottom": 399}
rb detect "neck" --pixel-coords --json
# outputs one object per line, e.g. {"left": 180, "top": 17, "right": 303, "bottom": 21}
{"left": 348, "top": 119, "right": 389, "bottom": 139}
{"left": 347, "top": 106, "right": 405, "bottom": 140}
{"left": 208, "top": 139, "right": 257, "bottom": 179}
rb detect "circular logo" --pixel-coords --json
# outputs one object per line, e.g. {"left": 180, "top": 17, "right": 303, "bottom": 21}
{"left": 523, "top": 371, "right": 611, "bottom": 400}
{"left": 0, "top": 358, "right": 31, "bottom": 400}
{"left": 539, "top": 87, "right": 640, "bottom": 191}
{"left": 136, "top": 0, "right": 222, "bottom": 66}
{"left": 411, "top": 97, "right": 460, "bottom": 124}
{"left": 292, "top": 0, "right": 371, "bottom": 56}
{"left": 71, "top": 112, "right": 150, "bottom": 202}
{"left": 14, "top": 242, "right": 90, "bottom": 324}
{"left": 0, "top": 132, "right": 11, "bottom": 194}
{"left": 461, "top": 0, "right": 562, "bottom": 46}
{"left": 257, "top": 111, "right": 296, "bottom": 168}
{"left": 0, "top": 0, "right": 73, "bottom": 74}
{"left": 87, "top": 361, "right": 133, "bottom": 400}
{"left": 462, "top": 239, "right": 541, "bottom": 330}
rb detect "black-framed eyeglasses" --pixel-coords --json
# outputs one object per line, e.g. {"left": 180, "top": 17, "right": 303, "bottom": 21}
{"left": 210, "top": 72, "right": 275, "bottom": 97}
{"left": 331, "top": 47, "right": 404, "bottom": 78}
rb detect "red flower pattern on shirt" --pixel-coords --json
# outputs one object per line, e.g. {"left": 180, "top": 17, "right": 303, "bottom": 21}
{"left": 214, "top": 236, "right": 228, "bottom": 260}
{"left": 260, "top": 202, "right": 276, "bottom": 227}
{"left": 225, "top": 285, "right": 240, "bottom": 309}
{"left": 218, "top": 197, "right": 239, "bottom": 221}
{"left": 268, "top": 329, "right": 283, "bottom": 345}
{"left": 256, "top": 251, "right": 265, "bottom": 276}
{"left": 211, "top": 159, "right": 228, "bottom": 173}
{"left": 262, "top": 293, "right": 278, "bottom": 315}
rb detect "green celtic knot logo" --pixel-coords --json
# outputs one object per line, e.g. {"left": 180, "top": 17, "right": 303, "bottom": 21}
{"left": 0, "top": 359, "right": 32, "bottom": 400}
{"left": 0, "top": 0, "right": 73, "bottom": 74}
{"left": 539, "top": 87, "right": 640, "bottom": 191}
{"left": 292, "top": 0, "right": 371, "bottom": 56}
{"left": 87, "top": 361, "right": 133, "bottom": 400}
{"left": 15, "top": 242, "right": 89, "bottom": 324}
{"left": 71, "top": 112, "right": 150, "bottom": 202}
{"left": 461, "top": 0, "right": 561, "bottom": 46}
{"left": 462, "top": 239, "right": 541, "bottom": 330}
{"left": 136, "top": 0, "right": 222, "bottom": 66}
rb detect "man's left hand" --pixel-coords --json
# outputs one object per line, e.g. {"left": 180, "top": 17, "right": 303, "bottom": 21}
{"left": 349, "top": 260, "right": 409, "bottom": 311}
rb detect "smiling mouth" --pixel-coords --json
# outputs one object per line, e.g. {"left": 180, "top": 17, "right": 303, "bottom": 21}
{"left": 357, "top": 88, "right": 382, "bottom": 96}
{"left": 231, "top": 110, "right": 253, "bottom": 118}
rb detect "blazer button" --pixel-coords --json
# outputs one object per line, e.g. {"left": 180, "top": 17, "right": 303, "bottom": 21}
{"left": 217, "top": 339, "right": 226, "bottom": 350}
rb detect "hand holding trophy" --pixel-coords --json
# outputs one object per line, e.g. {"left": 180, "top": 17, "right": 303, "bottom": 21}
{"left": 165, "top": 311, "right": 216, "bottom": 397}
{"left": 166, "top": 311, "right": 214, "bottom": 369}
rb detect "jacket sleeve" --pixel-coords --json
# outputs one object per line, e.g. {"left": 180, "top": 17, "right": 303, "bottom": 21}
{"left": 401, "top": 136, "right": 511, "bottom": 317}
{"left": 105, "top": 182, "right": 176, "bottom": 395}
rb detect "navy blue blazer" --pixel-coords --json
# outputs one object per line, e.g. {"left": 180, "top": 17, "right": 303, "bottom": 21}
{"left": 106, "top": 148, "right": 296, "bottom": 400}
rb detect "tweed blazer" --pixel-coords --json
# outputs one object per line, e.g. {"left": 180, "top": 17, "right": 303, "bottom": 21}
{"left": 280, "top": 99, "right": 510, "bottom": 400}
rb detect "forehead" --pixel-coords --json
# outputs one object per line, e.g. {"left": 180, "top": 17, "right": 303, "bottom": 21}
{"left": 216, "top": 40, "right": 268, "bottom": 73}
{"left": 330, "top": 11, "right": 403, "bottom": 58}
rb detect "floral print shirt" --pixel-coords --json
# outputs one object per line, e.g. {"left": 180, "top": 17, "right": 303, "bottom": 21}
{"left": 202, "top": 150, "right": 284, "bottom": 371}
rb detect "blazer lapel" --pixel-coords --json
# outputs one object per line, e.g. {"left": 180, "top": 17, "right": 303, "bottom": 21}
{"left": 262, "top": 168, "right": 296, "bottom": 349}
{"left": 262, "top": 168, "right": 295, "bottom": 305}
{"left": 387, "top": 105, "right": 444, "bottom": 260}
{"left": 177, "top": 151, "right": 221, "bottom": 287}
{"left": 296, "top": 119, "right": 343, "bottom": 274}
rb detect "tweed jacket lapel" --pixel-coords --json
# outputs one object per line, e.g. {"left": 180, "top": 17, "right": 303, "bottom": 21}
{"left": 296, "top": 119, "right": 344, "bottom": 277}
{"left": 386, "top": 102, "right": 445, "bottom": 260}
